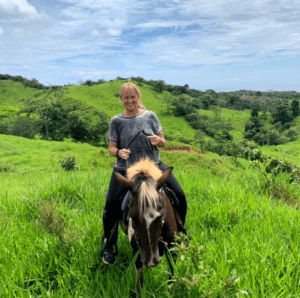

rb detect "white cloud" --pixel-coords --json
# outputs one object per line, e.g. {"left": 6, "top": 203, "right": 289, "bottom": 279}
{"left": 73, "top": 70, "right": 117, "bottom": 76}
{"left": 0, "top": 27, "right": 3, "bottom": 35}
{"left": 0, "top": 0, "right": 40, "bottom": 19}
{"left": 106, "top": 28, "right": 122, "bottom": 36}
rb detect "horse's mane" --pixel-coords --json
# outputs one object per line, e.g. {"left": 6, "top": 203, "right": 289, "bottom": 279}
{"left": 127, "top": 157, "right": 162, "bottom": 216}
{"left": 127, "top": 157, "right": 162, "bottom": 180}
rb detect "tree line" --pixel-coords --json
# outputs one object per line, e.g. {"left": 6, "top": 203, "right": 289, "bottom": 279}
{"left": 0, "top": 92, "right": 109, "bottom": 144}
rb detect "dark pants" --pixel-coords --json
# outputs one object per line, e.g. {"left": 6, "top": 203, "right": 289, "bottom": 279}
{"left": 103, "top": 161, "right": 187, "bottom": 239}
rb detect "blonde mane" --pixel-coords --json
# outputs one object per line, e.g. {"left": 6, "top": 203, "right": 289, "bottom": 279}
{"left": 126, "top": 157, "right": 162, "bottom": 181}
{"left": 127, "top": 157, "right": 162, "bottom": 216}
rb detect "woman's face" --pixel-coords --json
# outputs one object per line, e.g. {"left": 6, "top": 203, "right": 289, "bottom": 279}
{"left": 121, "top": 90, "right": 140, "bottom": 113}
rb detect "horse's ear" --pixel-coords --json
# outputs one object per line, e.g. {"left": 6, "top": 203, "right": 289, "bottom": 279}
{"left": 156, "top": 167, "right": 173, "bottom": 190}
{"left": 114, "top": 171, "right": 134, "bottom": 190}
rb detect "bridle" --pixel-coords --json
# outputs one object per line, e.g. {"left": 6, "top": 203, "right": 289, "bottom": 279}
{"left": 130, "top": 187, "right": 168, "bottom": 263}
{"left": 124, "top": 129, "right": 166, "bottom": 263}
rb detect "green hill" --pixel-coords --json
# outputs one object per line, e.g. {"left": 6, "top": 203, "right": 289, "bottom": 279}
{"left": 62, "top": 80, "right": 195, "bottom": 140}
{"left": 1, "top": 77, "right": 300, "bottom": 166}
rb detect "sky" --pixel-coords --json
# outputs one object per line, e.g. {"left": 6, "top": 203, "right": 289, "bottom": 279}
{"left": 0, "top": 0, "right": 300, "bottom": 92}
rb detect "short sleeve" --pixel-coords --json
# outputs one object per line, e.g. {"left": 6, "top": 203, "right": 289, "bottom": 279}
{"left": 108, "top": 117, "right": 118, "bottom": 143}
{"left": 150, "top": 112, "right": 162, "bottom": 135}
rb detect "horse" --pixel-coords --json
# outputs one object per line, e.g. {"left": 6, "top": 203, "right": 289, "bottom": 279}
{"left": 110, "top": 157, "right": 186, "bottom": 288}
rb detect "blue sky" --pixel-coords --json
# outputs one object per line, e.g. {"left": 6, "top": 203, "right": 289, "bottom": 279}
{"left": 1, "top": 0, "right": 300, "bottom": 92}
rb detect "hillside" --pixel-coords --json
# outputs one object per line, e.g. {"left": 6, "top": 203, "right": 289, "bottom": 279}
{"left": 62, "top": 80, "right": 195, "bottom": 140}
{"left": 0, "top": 79, "right": 41, "bottom": 107}
{"left": 1, "top": 77, "right": 300, "bottom": 166}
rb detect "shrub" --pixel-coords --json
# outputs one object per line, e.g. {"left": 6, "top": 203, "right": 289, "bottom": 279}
{"left": 36, "top": 200, "right": 75, "bottom": 246}
{"left": 59, "top": 154, "right": 79, "bottom": 171}
{"left": 164, "top": 133, "right": 175, "bottom": 141}
{"left": 0, "top": 164, "right": 12, "bottom": 173}
{"left": 284, "top": 128, "right": 298, "bottom": 141}
{"left": 177, "top": 136, "right": 193, "bottom": 144}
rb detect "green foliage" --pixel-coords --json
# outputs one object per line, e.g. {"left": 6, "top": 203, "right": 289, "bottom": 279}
{"left": 1, "top": 116, "right": 42, "bottom": 139}
{"left": 59, "top": 154, "right": 79, "bottom": 171}
{"left": 284, "top": 128, "right": 298, "bottom": 141}
{"left": 154, "top": 79, "right": 165, "bottom": 92}
{"left": 37, "top": 200, "right": 72, "bottom": 246}
{"left": 244, "top": 116, "right": 264, "bottom": 139}
{"left": 291, "top": 99, "right": 300, "bottom": 118}
{"left": 187, "top": 111, "right": 234, "bottom": 140}
{"left": 0, "top": 105, "right": 19, "bottom": 120}
{"left": 0, "top": 163, "right": 12, "bottom": 173}
{"left": 194, "top": 130, "right": 206, "bottom": 153}
{"left": 244, "top": 149, "right": 300, "bottom": 185}
{"left": 271, "top": 100, "right": 293, "bottom": 125}
{"left": 170, "top": 94, "right": 197, "bottom": 116}
{"left": 0, "top": 73, "right": 50, "bottom": 89}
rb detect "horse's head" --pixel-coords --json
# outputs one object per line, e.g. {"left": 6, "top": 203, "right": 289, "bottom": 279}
{"left": 114, "top": 161, "right": 173, "bottom": 268}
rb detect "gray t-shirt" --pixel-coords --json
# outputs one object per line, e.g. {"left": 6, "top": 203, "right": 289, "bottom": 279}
{"left": 108, "top": 109, "right": 162, "bottom": 170}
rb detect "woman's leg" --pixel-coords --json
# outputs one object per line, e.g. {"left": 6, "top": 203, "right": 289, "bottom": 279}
{"left": 158, "top": 162, "right": 187, "bottom": 225}
{"left": 102, "top": 168, "right": 128, "bottom": 264}
{"left": 103, "top": 168, "right": 127, "bottom": 239}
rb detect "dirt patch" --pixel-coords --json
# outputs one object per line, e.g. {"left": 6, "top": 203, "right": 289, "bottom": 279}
{"left": 162, "top": 146, "right": 204, "bottom": 155}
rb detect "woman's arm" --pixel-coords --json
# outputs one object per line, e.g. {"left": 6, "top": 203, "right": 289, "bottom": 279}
{"left": 109, "top": 141, "right": 131, "bottom": 159}
{"left": 157, "top": 131, "right": 166, "bottom": 147}
{"left": 147, "top": 131, "right": 166, "bottom": 147}
{"left": 109, "top": 141, "right": 118, "bottom": 157}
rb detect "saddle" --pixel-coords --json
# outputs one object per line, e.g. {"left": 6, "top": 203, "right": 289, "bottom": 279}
{"left": 120, "top": 186, "right": 180, "bottom": 223}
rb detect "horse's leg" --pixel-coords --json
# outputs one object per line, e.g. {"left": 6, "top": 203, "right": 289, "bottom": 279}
{"left": 162, "top": 193, "right": 178, "bottom": 283}
{"left": 133, "top": 251, "right": 143, "bottom": 289}
{"left": 173, "top": 209, "right": 192, "bottom": 243}
{"left": 163, "top": 244, "right": 174, "bottom": 283}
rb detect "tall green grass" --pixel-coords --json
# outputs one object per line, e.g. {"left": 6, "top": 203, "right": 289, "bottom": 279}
{"left": 1, "top": 135, "right": 300, "bottom": 297}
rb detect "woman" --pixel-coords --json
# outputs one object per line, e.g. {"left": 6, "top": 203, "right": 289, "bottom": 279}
{"left": 101, "top": 82, "right": 187, "bottom": 264}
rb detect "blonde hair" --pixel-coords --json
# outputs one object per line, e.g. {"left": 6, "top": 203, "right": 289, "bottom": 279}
{"left": 119, "top": 82, "right": 146, "bottom": 109}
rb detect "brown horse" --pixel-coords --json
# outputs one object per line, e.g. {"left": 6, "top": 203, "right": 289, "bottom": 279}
{"left": 112, "top": 157, "right": 183, "bottom": 288}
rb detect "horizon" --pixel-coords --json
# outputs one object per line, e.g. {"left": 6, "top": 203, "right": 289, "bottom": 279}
{"left": 1, "top": 0, "right": 300, "bottom": 92}
{"left": 2, "top": 73, "right": 300, "bottom": 94}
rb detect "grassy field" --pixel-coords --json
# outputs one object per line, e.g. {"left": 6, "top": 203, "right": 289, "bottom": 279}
{"left": 1, "top": 134, "right": 300, "bottom": 297}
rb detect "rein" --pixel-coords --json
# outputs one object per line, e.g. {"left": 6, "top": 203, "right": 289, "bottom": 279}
{"left": 124, "top": 129, "right": 157, "bottom": 171}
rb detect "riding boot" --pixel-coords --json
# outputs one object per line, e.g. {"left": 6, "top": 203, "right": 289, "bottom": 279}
{"left": 101, "top": 208, "right": 119, "bottom": 264}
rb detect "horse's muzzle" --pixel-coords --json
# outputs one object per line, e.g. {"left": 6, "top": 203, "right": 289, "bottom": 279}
{"left": 146, "top": 255, "right": 162, "bottom": 268}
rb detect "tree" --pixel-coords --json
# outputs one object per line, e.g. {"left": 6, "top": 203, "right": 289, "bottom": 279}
{"left": 163, "top": 96, "right": 173, "bottom": 114}
{"left": 251, "top": 109, "right": 259, "bottom": 118}
{"left": 92, "top": 111, "right": 109, "bottom": 144}
{"left": 9, "top": 116, "right": 42, "bottom": 139}
{"left": 271, "top": 100, "right": 293, "bottom": 125}
{"left": 244, "top": 117, "right": 264, "bottom": 139}
{"left": 227, "top": 140, "right": 244, "bottom": 164}
{"left": 194, "top": 130, "right": 206, "bottom": 153}
{"left": 291, "top": 99, "right": 300, "bottom": 118}
{"left": 155, "top": 80, "right": 165, "bottom": 92}
{"left": 170, "top": 95, "right": 196, "bottom": 117}
{"left": 68, "top": 111, "right": 90, "bottom": 143}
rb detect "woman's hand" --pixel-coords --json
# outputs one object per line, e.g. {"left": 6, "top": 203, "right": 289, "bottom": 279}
{"left": 118, "top": 148, "right": 131, "bottom": 160}
{"left": 146, "top": 134, "right": 162, "bottom": 146}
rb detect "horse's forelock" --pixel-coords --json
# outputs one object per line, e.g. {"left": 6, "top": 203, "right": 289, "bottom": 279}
{"left": 127, "top": 157, "right": 163, "bottom": 218}
{"left": 127, "top": 157, "right": 162, "bottom": 181}
{"left": 132, "top": 173, "right": 159, "bottom": 218}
